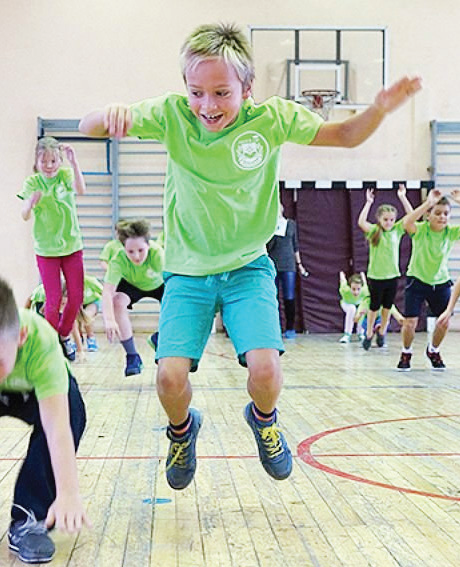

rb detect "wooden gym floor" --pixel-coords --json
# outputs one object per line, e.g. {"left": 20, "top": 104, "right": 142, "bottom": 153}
{"left": 1, "top": 330, "right": 460, "bottom": 566}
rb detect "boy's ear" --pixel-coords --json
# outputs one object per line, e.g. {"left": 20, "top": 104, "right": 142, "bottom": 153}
{"left": 243, "top": 82, "right": 253, "bottom": 100}
{"left": 18, "top": 326, "right": 28, "bottom": 348}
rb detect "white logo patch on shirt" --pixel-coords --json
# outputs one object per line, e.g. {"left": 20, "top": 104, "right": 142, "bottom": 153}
{"left": 231, "top": 131, "right": 269, "bottom": 170}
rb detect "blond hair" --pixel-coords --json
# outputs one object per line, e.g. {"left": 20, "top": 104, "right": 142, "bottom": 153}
{"left": 34, "top": 137, "right": 62, "bottom": 172}
{"left": 180, "top": 23, "right": 255, "bottom": 89}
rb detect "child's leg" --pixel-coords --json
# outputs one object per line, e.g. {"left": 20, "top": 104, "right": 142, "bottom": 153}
{"left": 10, "top": 375, "right": 86, "bottom": 522}
{"left": 246, "top": 348, "right": 282, "bottom": 413}
{"left": 113, "top": 292, "right": 135, "bottom": 341}
{"left": 366, "top": 310, "right": 378, "bottom": 338}
{"left": 156, "top": 357, "right": 193, "bottom": 426}
{"left": 60, "top": 251, "right": 84, "bottom": 338}
{"left": 379, "top": 307, "right": 391, "bottom": 333}
{"left": 84, "top": 303, "right": 98, "bottom": 337}
{"left": 279, "top": 271, "right": 296, "bottom": 332}
{"left": 401, "top": 317, "right": 418, "bottom": 349}
{"left": 340, "top": 301, "right": 356, "bottom": 334}
{"left": 36, "top": 255, "right": 63, "bottom": 332}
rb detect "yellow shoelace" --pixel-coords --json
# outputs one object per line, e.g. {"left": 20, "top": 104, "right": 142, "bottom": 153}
{"left": 166, "top": 438, "right": 192, "bottom": 471}
{"left": 258, "top": 423, "right": 284, "bottom": 458}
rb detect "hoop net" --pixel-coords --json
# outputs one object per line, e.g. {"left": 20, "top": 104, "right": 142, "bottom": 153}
{"left": 299, "top": 89, "right": 339, "bottom": 121}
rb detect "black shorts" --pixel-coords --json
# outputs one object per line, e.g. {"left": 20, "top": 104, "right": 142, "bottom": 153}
{"left": 404, "top": 276, "right": 452, "bottom": 318}
{"left": 116, "top": 279, "right": 164, "bottom": 309}
{"left": 368, "top": 277, "right": 399, "bottom": 311}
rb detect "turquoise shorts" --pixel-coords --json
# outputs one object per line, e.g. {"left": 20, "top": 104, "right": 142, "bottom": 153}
{"left": 156, "top": 255, "right": 284, "bottom": 371}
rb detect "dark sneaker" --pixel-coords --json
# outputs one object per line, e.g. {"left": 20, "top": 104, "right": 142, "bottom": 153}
{"left": 125, "top": 353, "right": 143, "bottom": 376}
{"left": 426, "top": 348, "right": 446, "bottom": 371}
{"left": 397, "top": 352, "right": 412, "bottom": 371}
{"left": 376, "top": 332, "right": 385, "bottom": 348}
{"left": 362, "top": 337, "right": 372, "bottom": 351}
{"left": 147, "top": 331, "right": 159, "bottom": 351}
{"left": 166, "top": 408, "right": 202, "bottom": 490}
{"left": 8, "top": 508, "right": 55, "bottom": 564}
{"left": 244, "top": 402, "right": 292, "bottom": 480}
{"left": 60, "top": 337, "right": 76, "bottom": 361}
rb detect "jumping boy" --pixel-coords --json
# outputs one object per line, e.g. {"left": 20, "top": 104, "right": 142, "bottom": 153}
{"left": 102, "top": 218, "right": 164, "bottom": 376}
{"left": 79, "top": 23, "right": 421, "bottom": 489}
{"left": 0, "top": 277, "right": 90, "bottom": 564}
{"left": 397, "top": 189, "right": 460, "bottom": 371}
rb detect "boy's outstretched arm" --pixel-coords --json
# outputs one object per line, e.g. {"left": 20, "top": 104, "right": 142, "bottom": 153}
{"left": 311, "top": 76, "right": 422, "bottom": 148}
{"left": 402, "top": 188, "right": 442, "bottom": 234}
{"left": 79, "top": 104, "right": 133, "bottom": 138}
{"left": 437, "top": 276, "right": 460, "bottom": 328}
{"left": 40, "top": 394, "right": 91, "bottom": 533}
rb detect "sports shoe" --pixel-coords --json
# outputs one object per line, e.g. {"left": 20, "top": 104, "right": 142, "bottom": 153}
{"left": 426, "top": 348, "right": 446, "bottom": 370}
{"left": 125, "top": 353, "right": 143, "bottom": 376}
{"left": 376, "top": 332, "right": 385, "bottom": 348}
{"left": 362, "top": 337, "right": 372, "bottom": 351}
{"left": 8, "top": 506, "right": 55, "bottom": 564}
{"left": 397, "top": 352, "right": 412, "bottom": 371}
{"left": 165, "top": 408, "right": 202, "bottom": 490}
{"left": 60, "top": 337, "right": 76, "bottom": 362}
{"left": 339, "top": 333, "right": 351, "bottom": 343}
{"left": 284, "top": 329, "right": 296, "bottom": 339}
{"left": 86, "top": 336, "right": 98, "bottom": 352}
{"left": 244, "top": 402, "right": 292, "bottom": 480}
{"left": 147, "top": 331, "right": 159, "bottom": 351}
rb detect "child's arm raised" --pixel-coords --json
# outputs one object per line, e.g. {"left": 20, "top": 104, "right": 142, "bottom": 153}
{"left": 79, "top": 104, "right": 133, "bottom": 139}
{"left": 357, "top": 189, "right": 374, "bottom": 233}
{"left": 397, "top": 184, "right": 414, "bottom": 214}
{"left": 60, "top": 144, "right": 86, "bottom": 195}
{"left": 40, "top": 394, "right": 91, "bottom": 532}
{"left": 402, "top": 188, "right": 443, "bottom": 234}
{"left": 311, "top": 76, "right": 421, "bottom": 148}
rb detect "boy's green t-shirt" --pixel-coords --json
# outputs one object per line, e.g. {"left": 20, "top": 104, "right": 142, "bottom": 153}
{"left": 99, "top": 239, "right": 124, "bottom": 263}
{"left": 339, "top": 281, "right": 370, "bottom": 306}
{"left": 0, "top": 309, "right": 69, "bottom": 400}
{"left": 17, "top": 168, "right": 83, "bottom": 257}
{"left": 128, "top": 93, "right": 323, "bottom": 276}
{"left": 105, "top": 243, "right": 164, "bottom": 291}
{"left": 366, "top": 220, "right": 405, "bottom": 279}
{"left": 407, "top": 222, "right": 460, "bottom": 285}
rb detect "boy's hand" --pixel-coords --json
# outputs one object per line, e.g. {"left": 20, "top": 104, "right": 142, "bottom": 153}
{"left": 397, "top": 183, "right": 407, "bottom": 198}
{"left": 59, "top": 144, "right": 77, "bottom": 165}
{"left": 437, "top": 309, "right": 451, "bottom": 329}
{"left": 104, "top": 319, "right": 120, "bottom": 342}
{"left": 366, "top": 188, "right": 374, "bottom": 203}
{"left": 450, "top": 189, "right": 460, "bottom": 204}
{"left": 46, "top": 494, "right": 92, "bottom": 533}
{"left": 104, "top": 104, "right": 132, "bottom": 138}
{"left": 426, "top": 188, "right": 443, "bottom": 207}
{"left": 374, "top": 76, "right": 422, "bottom": 115}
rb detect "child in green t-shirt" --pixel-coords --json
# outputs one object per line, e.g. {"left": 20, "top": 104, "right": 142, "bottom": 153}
{"left": 79, "top": 23, "right": 421, "bottom": 489}
{"left": 339, "top": 271, "right": 369, "bottom": 343}
{"left": 397, "top": 190, "right": 460, "bottom": 371}
{"left": 0, "top": 277, "right": 90, "bottom": 563}
{"left": 358, "top": 184, "right": 413, "bottom": 350}
{"left": 18, "top": 137, "right": 86, "bottom": 362}
{"left": 103, "top": 218, "right": 164, "bottom": 376}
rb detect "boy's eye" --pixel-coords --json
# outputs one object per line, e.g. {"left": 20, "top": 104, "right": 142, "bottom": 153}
{"left": 191, "top": 90, "right": 202, "bottom": 97}
{"left": 217, "top": 91, "right": 230, "bottom": 97}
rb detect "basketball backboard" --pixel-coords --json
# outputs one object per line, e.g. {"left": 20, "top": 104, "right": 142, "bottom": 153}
{"left": 248, "top": 25, "right": 388, "bottom": 111}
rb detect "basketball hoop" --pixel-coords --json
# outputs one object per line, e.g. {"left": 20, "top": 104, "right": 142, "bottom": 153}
{"left": 298, "top": 89, "right": 339, "bottom": 121}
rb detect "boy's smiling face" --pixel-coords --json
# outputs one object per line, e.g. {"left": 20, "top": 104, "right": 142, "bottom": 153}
{"left": 185, "top": 57, "right": 251, "bottom": 132}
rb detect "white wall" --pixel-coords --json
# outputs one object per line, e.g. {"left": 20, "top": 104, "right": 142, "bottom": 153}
{"left": 2, "top": 0, "right": 460, "bottom": 303}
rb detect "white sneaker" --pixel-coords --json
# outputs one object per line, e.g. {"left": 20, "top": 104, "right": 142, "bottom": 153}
{"left": 339, "top": 334, "right": 351, "bottom": 343}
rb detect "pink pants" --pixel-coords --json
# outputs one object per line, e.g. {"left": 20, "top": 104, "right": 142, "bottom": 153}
{"left": 36, "top": 250, "right": 84, "bottom": 337}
